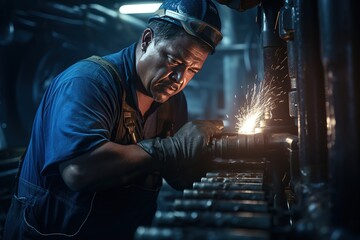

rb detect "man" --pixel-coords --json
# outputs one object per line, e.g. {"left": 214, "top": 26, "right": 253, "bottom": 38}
{"left": 3, "top": 0, "right": 223, "bottom": 239}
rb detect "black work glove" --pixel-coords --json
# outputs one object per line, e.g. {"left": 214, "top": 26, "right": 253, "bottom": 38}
{"left": 137, "top": 120, "right": 224, "bottom": 190}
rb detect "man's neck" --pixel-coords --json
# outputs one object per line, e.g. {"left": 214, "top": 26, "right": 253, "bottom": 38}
{"left": 136, "top": 90, "right": 154, "bottom": 117}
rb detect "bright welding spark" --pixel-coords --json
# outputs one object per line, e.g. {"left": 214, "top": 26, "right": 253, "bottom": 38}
{"left": 239, "top": 114, "right": 259, "bottom": 134}
{"left": 235, "top": 81, "right": 276, "bottom": 134}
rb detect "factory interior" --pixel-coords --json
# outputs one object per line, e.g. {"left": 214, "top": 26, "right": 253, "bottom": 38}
{"left": 0, "top": 0, "right": 359, "bottom": 239}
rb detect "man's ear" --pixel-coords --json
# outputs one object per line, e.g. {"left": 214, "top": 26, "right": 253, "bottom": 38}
{"left": 141, "top": 28, "right": 154, "bottom": 52}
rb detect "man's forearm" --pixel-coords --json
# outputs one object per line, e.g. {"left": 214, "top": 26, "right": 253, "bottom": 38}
{"left": 59, "top": 141, "right": 160, "bottom": 191}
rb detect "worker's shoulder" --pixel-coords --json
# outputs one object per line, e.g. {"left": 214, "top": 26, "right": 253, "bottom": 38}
{"left": 46, "top": 59, "right": 119, "bottom": 100}
{"left": 58, "top": 58, "right": 117, "bottom": 85}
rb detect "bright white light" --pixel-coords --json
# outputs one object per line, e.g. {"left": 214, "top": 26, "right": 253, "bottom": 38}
{"left": 238, "top": 114, "right": 259, "bottom": 134}
{"left": 119, "top": 3, "right": 161, "bottom": 14}
{"left": 235, "top": 81, "right": 278, "bottom": 135}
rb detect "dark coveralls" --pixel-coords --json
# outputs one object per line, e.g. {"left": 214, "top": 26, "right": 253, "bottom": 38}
{"left": 2, "top": 42, "right": 188, "bottom": 240}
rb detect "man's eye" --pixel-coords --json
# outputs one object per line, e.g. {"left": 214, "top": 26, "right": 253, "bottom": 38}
{"left": 168, "top": 56, "right": 179, "bottom": 65}
{"left": 188, "top": 68, "right": 198, "bottom": 74}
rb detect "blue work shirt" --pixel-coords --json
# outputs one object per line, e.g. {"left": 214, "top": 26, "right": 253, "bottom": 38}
{"left": 3, "top": 42, "right": 188, "bottom": 239}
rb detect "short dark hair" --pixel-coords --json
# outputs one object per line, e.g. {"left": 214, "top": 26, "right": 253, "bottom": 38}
{"left": 147, "top": 19, "right": 212, "bottom": 53}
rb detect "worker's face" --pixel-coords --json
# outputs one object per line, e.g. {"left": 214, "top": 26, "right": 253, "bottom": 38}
{"left": 137, "top": 29, "right": 210, "bottom": 103}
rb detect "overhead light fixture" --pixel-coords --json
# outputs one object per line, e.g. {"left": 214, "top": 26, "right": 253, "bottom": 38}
{"left": 119, "top": 3, "right": 161, "bottom": 14}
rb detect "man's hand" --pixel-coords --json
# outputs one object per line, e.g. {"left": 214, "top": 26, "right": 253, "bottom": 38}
{"left": 137, "top": 120, "right": 223, "bottom": 189}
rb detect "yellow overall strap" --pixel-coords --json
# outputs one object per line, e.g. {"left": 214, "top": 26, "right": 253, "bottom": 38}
{"left": 85, "top": 55, "right": 137, "bottom": 143}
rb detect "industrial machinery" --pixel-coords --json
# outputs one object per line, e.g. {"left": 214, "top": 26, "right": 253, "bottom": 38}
{"left": 134, "top": 0, "right": 360, "bottom": 239}
{"left": 1, "top": 0, "right": 359, "bottom": 239}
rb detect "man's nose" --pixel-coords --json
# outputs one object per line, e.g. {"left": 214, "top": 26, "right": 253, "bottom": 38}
{"left": 169, "top": 70, "right": 184, "bottom": 85}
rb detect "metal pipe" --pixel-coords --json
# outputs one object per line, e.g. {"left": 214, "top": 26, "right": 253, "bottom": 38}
{"left": 258, "top": 0, "right": 293, "bottom": 126}
{"left": 211, "top": 132, "right": 265, "bottom": 158}
{"left": 293, "top": 0, "right": 328, "bottom": 184}
{"left": 318, "top": 0, "right": 360, "bottom": 234}
{"left": 279, "top": 0, "right": 297, "bottom": 125}
{"left": 210, "top": 131, "right": 298, "bottom": 159}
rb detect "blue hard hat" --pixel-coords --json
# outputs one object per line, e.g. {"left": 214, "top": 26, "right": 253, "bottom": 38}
{"left": 149, "top": 0, "right": 223, "bottom": 51}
